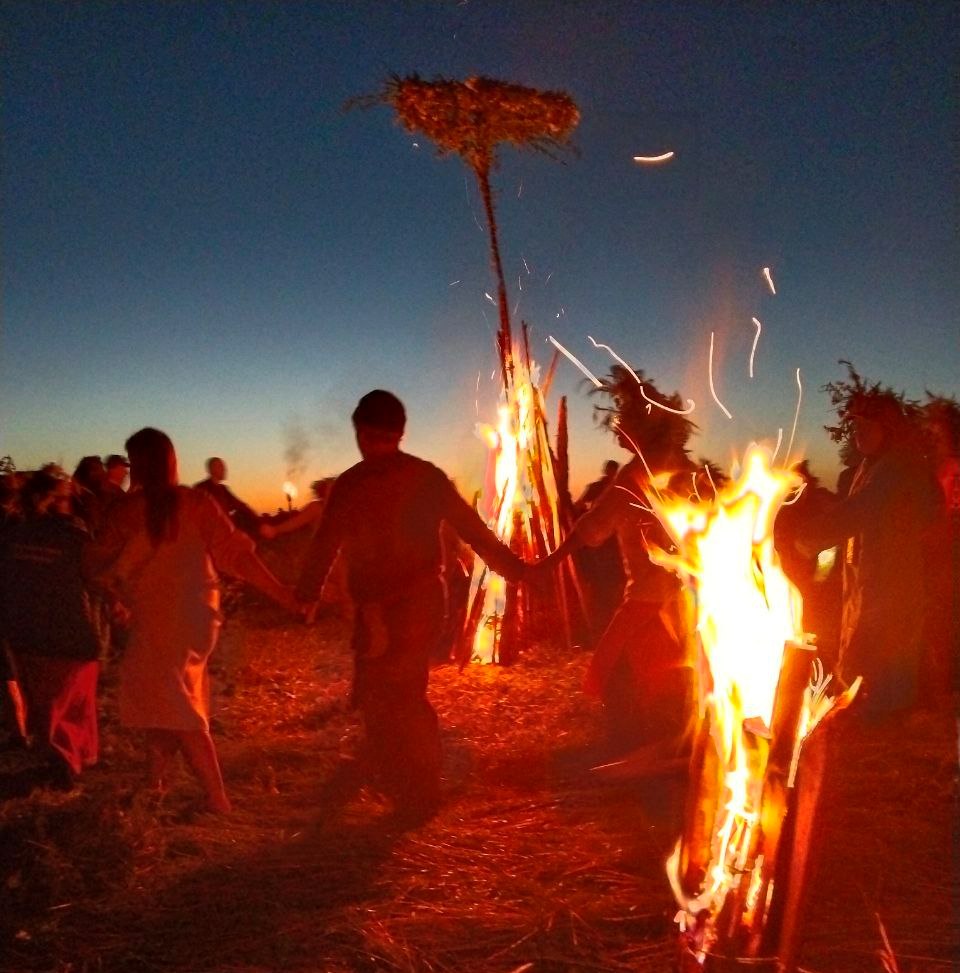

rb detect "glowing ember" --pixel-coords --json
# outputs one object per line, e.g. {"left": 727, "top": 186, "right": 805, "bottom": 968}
{"left": 708, "top": 331, "right": 733, "bottom": 419}
{"left": 644, "top": 445, "right": 857, "bottom": 959}
{"left": 282, "top": 481, "right": 298, "bottom": 501}
{"left": 762, "top": 266, "right": 777, "bottom": 295}
{"left": 633, "top": 151, "right": 676, "bottom": 163}
{"left": 749, "top": 318, "right": 762, "bottom": 378}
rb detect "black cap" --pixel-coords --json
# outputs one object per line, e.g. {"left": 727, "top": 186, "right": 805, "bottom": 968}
{"left": 351, "top": 390, "right": 406, "bottom": 434}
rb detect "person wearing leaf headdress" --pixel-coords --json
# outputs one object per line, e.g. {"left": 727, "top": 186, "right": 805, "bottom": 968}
{"left": 535, "top": 366, "right": 697, "bottom": 760}
{"left": 801, "top": 373, "right": 941, "bottom": 717}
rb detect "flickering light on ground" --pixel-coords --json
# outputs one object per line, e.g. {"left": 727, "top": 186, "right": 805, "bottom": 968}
{"left": 708, "top": 331, "right": 733, "bottom": 419}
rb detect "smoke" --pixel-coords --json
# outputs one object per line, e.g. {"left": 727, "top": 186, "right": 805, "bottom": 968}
{"left": 283, "top": 417, "right": 310, "bottom": 482}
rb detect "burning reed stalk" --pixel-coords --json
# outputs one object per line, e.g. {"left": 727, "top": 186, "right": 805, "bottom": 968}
{"left": 357, "top": 76, "right": 580, "bottom": 662}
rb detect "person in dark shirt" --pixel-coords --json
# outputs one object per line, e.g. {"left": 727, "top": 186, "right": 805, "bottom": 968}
{"left": 0, "top": 470, "right": 102, "bottom": 787}
{"left": 296, "top": 390, "right": 526, "bottom": 822}
{"left": 195, "top": 457, "right": 260, "bottom": 536}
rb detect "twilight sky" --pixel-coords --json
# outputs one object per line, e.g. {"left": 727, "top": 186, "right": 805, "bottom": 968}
{"left": 3, "top": 1, "right": 957, "bottom": 511}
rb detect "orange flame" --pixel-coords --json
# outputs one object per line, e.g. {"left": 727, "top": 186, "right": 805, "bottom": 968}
{"left": 471, "top": 341, "right": 561, "bottom": 663}
{"left": 650, "top": 445, "right": 856, "bottom": 947}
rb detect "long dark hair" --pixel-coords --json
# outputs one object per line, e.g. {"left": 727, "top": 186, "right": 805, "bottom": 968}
{"left": 125, "top": 428, "right": 179, "bottom": 546}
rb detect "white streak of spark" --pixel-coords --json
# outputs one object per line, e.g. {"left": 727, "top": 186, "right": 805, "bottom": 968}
{"left": 691, "top": 472, "right": 701, "bottom": 501}
{"left": 633, "top": 151, "right": 675, "bottom": 164}
{"left": 484, "top": 292, "right": 496, "bottom": 305}
{"left": 522, "top": 256, "right": 531, "bottom": 275}
{"left": 762, "top": 266, "right": 776, "bottom": 295}
{"left": 611, "top": 420, "right": 663, "bottom": 502}
{"left": 517, "top": 178, "right": 523, "bottom": 199}
{"left": 449, "top": 279, "right": 461, "bottom": 287}
{"left": 545, "top": 272, "right": 553, "bottom": 284}
{"left": 785, "top": 369, "right": 803, "bottom": 465}
{"left": 703, "top": 464, "right": 717, "bottom": 498}
{"left": 475, "top": 371, "right": 481, "bottom": 418}
{"left": 749, "top": 318, "right": 762, "bottom": 378}
{"left": 771, "top": 427, "right": 784, "bottom": 464}
{"left": 587, "top": 336, "right": 696, "bottom": 415}
{"left": 547, "top": 336, "right": 602, "bottom": 387}
{"left": 615, "top": 484, "right": 653, "bottom": 514}
{"left": 781, "top": 481, "right": 808, "bottom": 507}
{"left": 518, "top": 275, "right": 523, "bottom": 291}
{"left": 708, "top": 332, "right": 733, "bottom": 419}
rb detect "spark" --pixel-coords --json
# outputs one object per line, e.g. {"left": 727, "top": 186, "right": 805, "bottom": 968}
{"left": 522, "top": 256, "right": 531, "bottom": 275}
{"left": 518, "top": 274, "right": 522, "bottom": 291}
{"left": 762, "top": 266, "right": 776, "bottom": 295}
{"left": 749, "top": 318, "right": 762, "bottom": 378}
{"left": 545, "top": 271, "right": 553, "bottom": 284}
{"left": 781, "top": 481, "right": 808, "bottom": 507}
{"left": 512, "top": 301, "right": 520, "bottom": 318}
{"left": 484, "top": 292, "right": 496, "bottom": 306}
{"left": 449, "top": 279, "right": 461, "bottom": 287}
{"left": 691, "top": 472, "right": 701, "bottom": 501}
{"left": 517, "top": 177, "right": 523, "bottom": 199}
{"left": 708, "top": 331, "right": 733, "bottom": 419}
{"left": 587, "top": 336, "right": 696, "bottom": 415}
{"left": 547, "top": 336, "right": 602, "bottom": 387}
{"left": 411, "top": 141, "right": 420, "bottom": 149}
{"left": 475, "top": 371, "right": 481, "bottom": 417}
{"left": 615, "top": 484, "right": 653, "bottom": 514}
{"left": 703, "top": 463, "right": 718, "bottom": 497}
{"left": 771, "top": 427, "right": 784, "bottom": 464}
{"left": 611, "top": 419, "right": 663, "bottom": 502}
{"left": 785, "top": 368, "right": 803, "bottom": 464}
{"left": 633, "top": 151, "right": 675, "bottom": 164}
{"left": 646, "top": 404, "right": 652, "bottom": 414}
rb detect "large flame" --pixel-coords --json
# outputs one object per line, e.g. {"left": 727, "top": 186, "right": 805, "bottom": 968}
{"left": 471, "top": 342, "right": 561, "bottom": 662}
{"left": 650, "top": 445, "right": 853, "bottom": 953}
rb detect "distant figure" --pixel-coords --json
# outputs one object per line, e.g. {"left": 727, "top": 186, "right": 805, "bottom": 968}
{"left": 102, "top": 454, "right": 129, "bottom": 500}
{"left": 1, "top": 470, "right": 101, "bottom": 788}
{"left": 195, "top": 457, "right": 259, "bottom": 536}
{"left": 87, "top": 429, "right": 295, "bottom": 813}
{"left": 574, "top": 459, "right": 620, "bottom": 516}
{"left": 296, "top": 390, "right": 526, "bottom": 822}
{"left": 259, "top": 478, "right": 334, "bottom": 540}
{"left": 72, "top": 455, "right": 106, "bottom": 533}
{"left": 801, "top": 394, "right": 940, "bottom": 716}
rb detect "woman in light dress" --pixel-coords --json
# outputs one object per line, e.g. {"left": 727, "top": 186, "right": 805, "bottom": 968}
{"left": 88, "top": 428, "right": 296, "bottom": 812}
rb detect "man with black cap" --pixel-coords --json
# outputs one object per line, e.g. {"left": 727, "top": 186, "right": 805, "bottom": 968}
{"left": 296, "top": 389, "right": 526, "bottom": 822}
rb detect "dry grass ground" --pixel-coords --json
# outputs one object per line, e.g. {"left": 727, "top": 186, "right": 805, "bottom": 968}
{"left": 1, "top": 595, "right": 956, "bottom": 973}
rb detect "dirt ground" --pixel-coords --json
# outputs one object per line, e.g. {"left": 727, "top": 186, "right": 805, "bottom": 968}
{"left": 1, "top": 596, "right": 957, "bottom": 973}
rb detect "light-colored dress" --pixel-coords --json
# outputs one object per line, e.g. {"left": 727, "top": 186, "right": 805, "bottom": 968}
{"left": 90, "top": 487, "right": 255, "bottom": 731}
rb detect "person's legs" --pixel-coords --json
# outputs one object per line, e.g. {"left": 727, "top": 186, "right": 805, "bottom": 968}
{"left": 177, "top": 728, "right": 231, "bottom": 813}
{"left": 145, "top": 729, "right": 179, "bottom": 793}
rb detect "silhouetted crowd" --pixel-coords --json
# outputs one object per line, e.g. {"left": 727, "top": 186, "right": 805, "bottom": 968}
{"left": 0, "top": 375, "right": 957, "bottom": 823}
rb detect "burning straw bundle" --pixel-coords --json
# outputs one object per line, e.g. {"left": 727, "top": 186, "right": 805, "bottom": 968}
{"left": 357, "top": 75, "right": 582, "bottom": 662}
{"left": 643, "top": 446, "right": 860, "bottom": 970}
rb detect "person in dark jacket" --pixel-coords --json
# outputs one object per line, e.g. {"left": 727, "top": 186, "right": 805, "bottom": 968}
{"left": 296, "top": 390, "right": 527, "bottom": 822}
{"left": 195, "top": 457, "right": 260, "bottom": 536}
{"left": 0, "top": 470, "right": 102, "bottom": 787}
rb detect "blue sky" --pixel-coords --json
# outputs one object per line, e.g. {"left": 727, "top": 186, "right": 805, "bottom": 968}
{"left": 3, "top": 2, "right": 957, "bottom": 510}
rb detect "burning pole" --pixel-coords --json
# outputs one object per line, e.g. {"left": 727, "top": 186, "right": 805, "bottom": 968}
{"left": 646, "top": 445, "right": 859, "bottom": 971}
{"left": 359, "top": 74, "right": 581, "bottom": 662}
